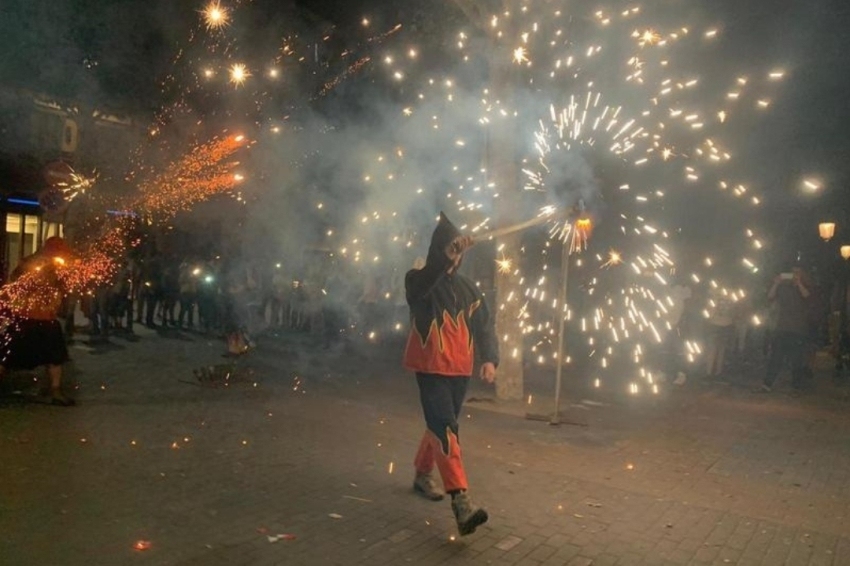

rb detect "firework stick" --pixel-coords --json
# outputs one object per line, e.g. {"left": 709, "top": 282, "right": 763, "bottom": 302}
{"left": 474, "top": 215, "right": 553, "bottom": 241}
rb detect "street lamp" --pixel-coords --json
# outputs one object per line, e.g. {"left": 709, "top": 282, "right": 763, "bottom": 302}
{"left": 838, "top": 245, "right": 850, "bottom": 378}
{"left": 819, "top": 222, "right": 837, "bottom": 242}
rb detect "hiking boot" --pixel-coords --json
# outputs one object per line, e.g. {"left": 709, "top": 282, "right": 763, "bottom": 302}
{"left": 451, "top": 491, "right": 488, "bottom": 536}
{"left": 413, "top": 472, "right": 445, "bottom": 501}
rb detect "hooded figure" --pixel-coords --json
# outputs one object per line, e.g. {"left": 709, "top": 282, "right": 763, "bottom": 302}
{"left": 404, "top": 213, "right": 497, "bottom": 375}
{"left": 403, "top": 212, "right": 498, "bottom": 536}
{"left": 425, "top": 211, "right": 463, "bottom": 269}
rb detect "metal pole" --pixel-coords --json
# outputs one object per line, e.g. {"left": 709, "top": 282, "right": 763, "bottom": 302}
{"left": 551, "top": 239, "right": 570, "bottom": 425}
{"left": 840, "top": 262, "right": 849, "bottom": 375}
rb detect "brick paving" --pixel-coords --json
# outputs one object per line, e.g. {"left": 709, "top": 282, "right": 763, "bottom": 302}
{"left": 2, "top": 328, "right": 850, "bottom": 565}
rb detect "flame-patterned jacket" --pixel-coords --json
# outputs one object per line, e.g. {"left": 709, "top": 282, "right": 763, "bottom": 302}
{"left": 403, "top": 256, "right": 499, "bottom": 376}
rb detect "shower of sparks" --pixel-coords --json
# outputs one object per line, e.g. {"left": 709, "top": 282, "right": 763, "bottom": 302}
{"left": 134, "top": 133, "right": 249, "bottom": 220}
{"left": 109, "top": 0, "right": 794, "bottom": 393}
{"left": 56, "top": 170, "right": 97, "bottom": 202}
{"left": 550, "top": 218, "right": 591, "bottom": 255}
{"left": 0, "top": 222, "right": 130, "bottom": 364}
{"left": 315, "top": 56, "right": 371, "bottom": 99}
{"left": 1, "top": 131, "right": 250, "bottom": 364}
{"left": 327, "top": 0, "right": 789, "bottom": 396}
{"left": 202, "top": 1, "right": 230, "bottom": 30}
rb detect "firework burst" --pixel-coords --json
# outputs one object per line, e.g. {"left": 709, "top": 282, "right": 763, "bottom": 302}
{"left": 327, "top": 0, "right": 788, "bottom": 395}
{"left": 228, "top": 63, "right": 250, "bottom": 87}
{"left": 201, "top": 1, "right": 230, "bottom": 30}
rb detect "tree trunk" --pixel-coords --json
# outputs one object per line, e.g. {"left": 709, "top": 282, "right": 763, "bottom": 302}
{"left": 449, "top": 0, "right": 525, "bottom": 399}
{"left": 493, "top": 232, "right": 524, "bottom": 400}
{"left": 489, "top": 58, "right": 524, "bottom": 401}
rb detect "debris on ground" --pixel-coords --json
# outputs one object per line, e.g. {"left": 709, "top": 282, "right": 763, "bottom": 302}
{"left": 183, "top": 364, "right": 257, "bottom": 388}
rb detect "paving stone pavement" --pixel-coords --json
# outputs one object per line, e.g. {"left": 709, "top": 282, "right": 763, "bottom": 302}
{"left": 2, "top": 328, "right": 850, "bottom": 566}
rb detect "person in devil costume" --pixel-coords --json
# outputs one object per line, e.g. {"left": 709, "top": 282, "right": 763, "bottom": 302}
{"left": 404, "top": 212, "right": 499, "bottom": 536}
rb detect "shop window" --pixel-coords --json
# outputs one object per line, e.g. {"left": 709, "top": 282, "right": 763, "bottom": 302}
{"left": 4, "top": 214, "right": 61, "bottom": 278}
{"left": 24, "top": 215, "right": 39, "bottom": 256}
{"left": 6, "top": 213, "right": 22, "bottom": 275}
{"left": 42, "top": 221, "right": 63, "bottom": 240}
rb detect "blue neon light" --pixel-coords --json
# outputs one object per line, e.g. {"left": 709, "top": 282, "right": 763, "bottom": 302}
{"left": 7, "top": 198, "right": 39, "bottom": 206}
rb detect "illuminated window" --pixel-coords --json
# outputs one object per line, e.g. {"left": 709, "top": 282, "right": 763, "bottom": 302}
{"left": 6, "top": 213, "right": 22, "bottom": 275}
{"left": 4, "top": 213, "right": 63, "bottom": 278}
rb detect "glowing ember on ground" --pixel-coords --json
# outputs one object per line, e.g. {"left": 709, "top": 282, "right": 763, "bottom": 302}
{"left": 133, "top": 540, "right": 152, "bottom": 551}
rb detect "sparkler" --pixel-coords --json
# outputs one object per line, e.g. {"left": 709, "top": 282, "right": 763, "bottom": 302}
{"left": 474, "top": 211, "right": 557, "bottom": 241}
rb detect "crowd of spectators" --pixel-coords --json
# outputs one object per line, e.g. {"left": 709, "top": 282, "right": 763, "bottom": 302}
{"left": 70, "top": 251, "right": 413, "bottom": 355}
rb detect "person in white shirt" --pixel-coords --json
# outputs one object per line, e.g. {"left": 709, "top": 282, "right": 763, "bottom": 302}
{"left": 706, "top": 290, "right": 735, "bottom": 377}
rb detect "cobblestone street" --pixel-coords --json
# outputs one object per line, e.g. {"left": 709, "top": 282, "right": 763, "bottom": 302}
{"left": 2, "top": 329, "right": 850, "bottom": 566}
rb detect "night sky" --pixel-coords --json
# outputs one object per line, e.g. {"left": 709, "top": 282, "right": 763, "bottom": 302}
{"left": 0, "top": 0, "right": 849, "bottom": 253}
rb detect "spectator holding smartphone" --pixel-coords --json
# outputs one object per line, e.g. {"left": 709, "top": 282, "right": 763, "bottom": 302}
{"left": 762, "top": 265, "right": 811, "bottom": 391}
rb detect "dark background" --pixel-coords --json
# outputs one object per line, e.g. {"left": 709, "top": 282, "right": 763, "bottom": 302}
{"left": 0, "top": 0, "right": 848, "bottom": 263}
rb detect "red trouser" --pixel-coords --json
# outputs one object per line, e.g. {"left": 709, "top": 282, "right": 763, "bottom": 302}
{"left": 413, "top": 373, "right": 469, "bottom": 492}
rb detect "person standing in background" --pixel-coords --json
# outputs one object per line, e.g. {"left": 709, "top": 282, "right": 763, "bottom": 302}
{"left": 763, "top": 265, "right": 811, "bottom": 391}
{"left": 705, "top": 289, "right": 734, "bottom": 378}
{"left": 666, "top": 279, "right": 692, "bottom": 383}
{"left": 178, "top": 260, "right": 198, "bottom": 330}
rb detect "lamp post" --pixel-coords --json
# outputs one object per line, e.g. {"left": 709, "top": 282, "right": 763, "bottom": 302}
{"left": 819, "top": 222, "right": 836, "bottom": 242}
{"left": 837, "top": 245, "right": 850, "bottom": 379}
{"left": 551, "top": 234, "right": 571, "bottom": 425}
{"left": 818, "top": 222, "right": 838, "bottom": 364}
{"left": 550, "top": 214, "right": 592, "bottom": 426}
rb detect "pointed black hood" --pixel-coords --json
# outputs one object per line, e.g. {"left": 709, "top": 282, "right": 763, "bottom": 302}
{"left": 427, "top": 212, "right": 462, "bottom": 266}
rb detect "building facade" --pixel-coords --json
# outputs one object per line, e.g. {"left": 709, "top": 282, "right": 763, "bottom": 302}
{"left": 0, "top": 88, "right": 140, "bottom": 280}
